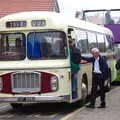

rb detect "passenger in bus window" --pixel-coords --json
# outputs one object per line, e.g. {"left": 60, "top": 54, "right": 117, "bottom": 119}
{"left": 69, "top": 39, "right": 81, "bottom": 99}
{"left": 81, "top": 48, "right": 108, "bottom": 108}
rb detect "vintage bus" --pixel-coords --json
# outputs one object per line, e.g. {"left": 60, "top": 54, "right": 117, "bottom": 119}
{"left": 0, "top": 11, "right": 116, "bottom": 108}
{"left": 82, "top": 9, "right": 120, "bottom": 81}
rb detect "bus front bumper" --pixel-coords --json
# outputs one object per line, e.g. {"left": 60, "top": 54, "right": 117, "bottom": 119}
{"left": 0, "top": 95, "right": 70, "bottom": 103}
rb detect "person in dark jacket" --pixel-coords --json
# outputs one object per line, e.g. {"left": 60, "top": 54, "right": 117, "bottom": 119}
{"left": 81, "top": 47, "right": 108, "bottom": 108}
{"left": 69, "top": 39, "right": 81, "bottom": 99}
{"left": 116, "top": 58, "right": 120, "bottom": 70}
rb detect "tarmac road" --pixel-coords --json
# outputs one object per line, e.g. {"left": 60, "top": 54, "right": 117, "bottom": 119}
{"left": 0, "top": 85, "right": 119, "bottom": 120}
{"left": 61, "top": 85, "right": 120, "bottom": 120}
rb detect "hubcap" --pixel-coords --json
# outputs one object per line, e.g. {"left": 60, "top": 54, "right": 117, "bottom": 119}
{"left": 81, "top": 82, "right": 87, "bottom": 100}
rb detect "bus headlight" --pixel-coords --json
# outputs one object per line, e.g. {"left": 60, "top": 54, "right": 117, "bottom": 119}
{"left": 0, "top": 77, "right": 3, "bottom": 91}
{"left": 51, "top": 76, "right": 58, "bottom": 91}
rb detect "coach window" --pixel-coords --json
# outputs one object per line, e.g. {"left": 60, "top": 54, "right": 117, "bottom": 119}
{"left": 0, "top": 33, "right": 26, "bottom": 61}
{"left": 97, "top": 34, "right": 105, "bottom": 52}
{"left": 87, "top": 32, "right": 97, "bottom": 51}
{"left": 76, "top": 30, "right": 88, "bottom": 53}
{"left": 27, "top": 31, "right": 67, "bottom": 59}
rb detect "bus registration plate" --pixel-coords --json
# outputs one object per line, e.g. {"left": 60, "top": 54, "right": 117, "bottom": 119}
{"left": 18, "top": 97, "right": 34, "bottom": 102}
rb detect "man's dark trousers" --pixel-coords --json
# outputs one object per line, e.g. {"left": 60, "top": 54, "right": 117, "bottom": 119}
{"left": 90, "top": 73, "right": 105, "bottom": 106}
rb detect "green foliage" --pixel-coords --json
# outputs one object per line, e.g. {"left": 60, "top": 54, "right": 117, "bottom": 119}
{"left": 115, "top": 72, "right": 120, "bottom": 81}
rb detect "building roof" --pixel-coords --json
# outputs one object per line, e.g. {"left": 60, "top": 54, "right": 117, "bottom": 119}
{"left": 0, "top": 0, "right": 60, "bottom": 18}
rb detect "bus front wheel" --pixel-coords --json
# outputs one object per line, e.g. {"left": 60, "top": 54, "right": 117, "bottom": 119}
{"left": 81, "top": 78, "right": 88, "bottom": 104}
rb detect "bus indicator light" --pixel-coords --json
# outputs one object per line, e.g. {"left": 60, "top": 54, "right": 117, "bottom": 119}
{"left": 51, "top": 76, "right": 58, "bottom": 91}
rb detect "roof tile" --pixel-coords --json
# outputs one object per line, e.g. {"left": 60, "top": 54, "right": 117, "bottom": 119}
{"left": 0, "top": 0, "right": 59, "bottom": 18}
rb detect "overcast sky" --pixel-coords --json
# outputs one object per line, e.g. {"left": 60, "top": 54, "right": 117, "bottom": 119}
{"left": 58, "top": 0, "right": 120, "bottom": 17}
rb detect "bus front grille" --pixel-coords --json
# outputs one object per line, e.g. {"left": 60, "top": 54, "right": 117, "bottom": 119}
{"left": 11, "top": 72, "right": 41, "bottom": 93}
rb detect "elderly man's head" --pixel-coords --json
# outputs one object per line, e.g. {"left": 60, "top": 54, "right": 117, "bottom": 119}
{"left": 91, "top": 48, "right": 100, "bottom": 58}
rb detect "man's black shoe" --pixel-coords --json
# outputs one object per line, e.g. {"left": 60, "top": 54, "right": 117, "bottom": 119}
{"left": 86, "top": 104, "right": 95, "bottom": 108}
{"left": 97, "top": 105, "right": 106, "bottom": 108}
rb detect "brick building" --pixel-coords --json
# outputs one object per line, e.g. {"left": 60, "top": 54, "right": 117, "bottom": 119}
{"left": 0, "top": 0, "right": 60, "bottom": 18}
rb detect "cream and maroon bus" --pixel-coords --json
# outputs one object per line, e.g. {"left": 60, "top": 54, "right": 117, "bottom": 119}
{"left": 0, "top": 11, "right": 116, "bottom": 108}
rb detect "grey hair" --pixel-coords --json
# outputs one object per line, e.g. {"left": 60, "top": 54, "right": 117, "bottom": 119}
{"left": 91, "top": 47, "right": 100, "bottom": 53}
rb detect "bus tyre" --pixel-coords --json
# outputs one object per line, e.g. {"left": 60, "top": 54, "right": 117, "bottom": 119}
{"left": 81, "top": 81, "right": 88, "bottom": 104}
{"left": 10, "top": 103, "right": 23, "bottom": 109}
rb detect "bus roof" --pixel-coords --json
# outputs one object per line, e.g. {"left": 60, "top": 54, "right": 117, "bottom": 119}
{"left": 0, "top": 11, "right": 113, "bottom": 36}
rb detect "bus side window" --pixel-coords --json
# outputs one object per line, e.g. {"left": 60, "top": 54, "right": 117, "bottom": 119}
{"left": 97, "top": 34, "right": 105, "bottom": 52}
{"left": 87, "top": 32, "right": 97, "bottom": 51}
{"left": 76, "top": 29, "right": 88, "bottom": 53}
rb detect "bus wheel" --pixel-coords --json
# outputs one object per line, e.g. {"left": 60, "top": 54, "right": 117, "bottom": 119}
{"left": 10, "top": 103, "right": 23, "bottom": 109}
{"left": 81, "top": 80, "right": 88, "bottom": 104}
